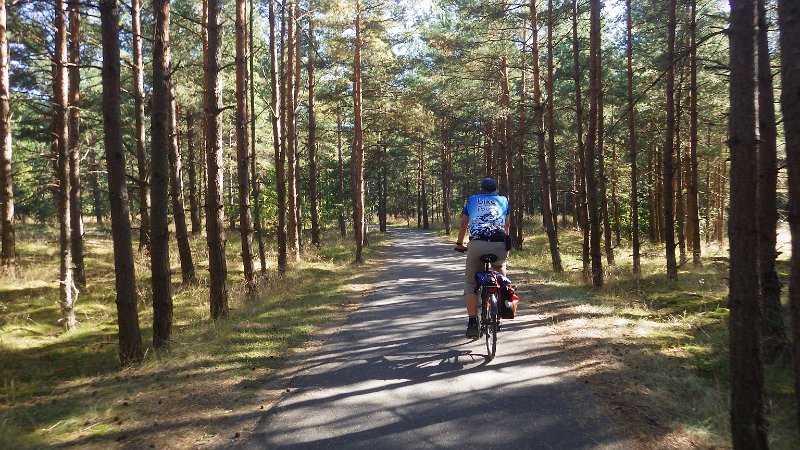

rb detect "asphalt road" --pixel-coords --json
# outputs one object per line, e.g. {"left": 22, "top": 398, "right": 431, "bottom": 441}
{"left": 244, "top": 227, "right": 628, "bottom": 449}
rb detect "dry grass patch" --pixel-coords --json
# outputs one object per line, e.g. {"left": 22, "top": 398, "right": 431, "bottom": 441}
{"left": 513, "top": 227, "right": 798, "bottom": 449}
{"left": 0, "top": 225, "right": 389, "bottom": 449}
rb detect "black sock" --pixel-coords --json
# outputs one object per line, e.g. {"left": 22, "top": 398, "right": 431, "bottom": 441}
{"left": 468, "top": 316, "right": 477, "bottom": 325}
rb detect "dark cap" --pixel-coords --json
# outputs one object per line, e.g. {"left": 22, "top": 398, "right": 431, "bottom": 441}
{"left": 480, "top": 177, "right": 498, "bottom": 193}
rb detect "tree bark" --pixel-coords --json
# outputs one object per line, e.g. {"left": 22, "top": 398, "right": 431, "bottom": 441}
{"left": 151, "top": 0, "right": 173, "bottom": 348}
{"left": 421, "top": 141, "right": 429, "bottom": 230}
{"left": 250, "top": 0, "right": 266, "bottom": 276}
{"left": 572, "top": 0, "right": 590, "bottom": 283}
{"left": 308, "top": 2, "right": 320, "bottom": 247}
{"left": 89, "top": 149, "right": 102, "bottom": 224}
{"left": 756, "top": 0, "right": 790, "bottom": 363}
{"left": 729, "top": 0, "right": 768, "bottom": 446}
{"left": 293, "top": 7, "right": 303, "bottom": 253}
{"left": 269, "top": 0, "right": 287, "bottom": 275}
{"left": 546, "top": 0, "right": 558, "bottom": 233}
{"left": 336, "top": 102, "right": 346, "bottom": 238}
{"left": 663, "top": 0, "right": 678, "bottom": 279}
{"left": 533, "top": 0, "right": 562, "bottom": 272}
{"left": 68, "top": 0, "right": 84, "bottom": 288}
{"left": 627, "top": 0, "right": 640, "bottom": 275}
{"left": 206, "top": 0, "right": 229, "bottom": 318}
{"left": 500, "top": 56, "right": 514, "bottom": 215}
{"left": 598, "top": 85, "right": 613, "bottom": 266}
{"left": 55, "top": 0, "right": 76, "bottom": 331}
{"left": 352, "top": 0, "right": 366, "bottom": 262}
{"left": 689, "top": 0, "right": 701, "bottom": 266}
{"left": 675, "top": 77, "right": 687, "bottom": 266}
{"left": 132, "top": 0, "right": 150, "bottom": 252}
{"left": 777, "top": 0, "right": 800, "bottom": 429}
{"left": 0, "top": 0, "right": 14, "bottom": 276}
{"left": 286, "top": 1, "right": 299, "bottom": 261}
{"left": 186, "top": 114, "right": 201, "bottom": 234}
{"left": 586, "top": 0, "right": 603, "bottom": 289}
{"left": 440, "top": 121, "right": 452, "bottom": 235}
{"left": 169, "top": 97, "right": 195, "bottom": 284}
{"left": 99, "top": 0, "right": 144, "bottom": 365}
{"left": 516, "top": 30, "right": 526, "bottom": 249}
{"left": 235, "top": 0, "right": 255, "bottom": 293}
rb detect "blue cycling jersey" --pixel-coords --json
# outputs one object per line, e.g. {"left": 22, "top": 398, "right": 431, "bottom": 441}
{"left": 461, "top": 194, "right": 509, "bottom": 239}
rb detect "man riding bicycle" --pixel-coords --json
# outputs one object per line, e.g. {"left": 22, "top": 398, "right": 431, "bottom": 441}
{"left": 454, "top": 177, "right": 510, "bottom": 339}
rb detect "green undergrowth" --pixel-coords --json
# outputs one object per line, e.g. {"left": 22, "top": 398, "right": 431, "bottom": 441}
{"left": 0, "top": 223, "right": 388, "bottom": 449}
{"left": 512, "top": 225, "right": 798, "bottom": 448}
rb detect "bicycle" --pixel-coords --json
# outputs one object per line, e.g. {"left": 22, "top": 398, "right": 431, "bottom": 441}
{"left": 474, "top": 253, "right": 501, "bottom": 359}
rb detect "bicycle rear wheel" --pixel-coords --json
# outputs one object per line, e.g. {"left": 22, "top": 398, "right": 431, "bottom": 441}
{"left": 485, "top": 293, "right": 498, "bottom": 358}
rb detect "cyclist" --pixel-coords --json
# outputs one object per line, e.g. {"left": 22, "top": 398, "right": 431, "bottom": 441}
{"left": 454, "top": 177, "right": 510, "bottom": 339}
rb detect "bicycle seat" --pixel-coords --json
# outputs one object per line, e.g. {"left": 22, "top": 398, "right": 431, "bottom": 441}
{"left": 480, "top": 254, "right": 498, "bottom": 263}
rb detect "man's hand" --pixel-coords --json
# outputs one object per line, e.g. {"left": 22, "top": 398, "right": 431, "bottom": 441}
{"left": 454, "top": 243, "right": 468, "bottom": 253}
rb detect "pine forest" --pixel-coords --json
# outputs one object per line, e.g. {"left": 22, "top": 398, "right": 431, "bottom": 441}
{"left": 1, "top": 0, "right": 799, "bottom": 448}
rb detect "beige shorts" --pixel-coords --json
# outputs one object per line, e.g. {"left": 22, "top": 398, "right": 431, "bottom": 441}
{"left": 464, "top": 239, "right": 509, "bottom": 294}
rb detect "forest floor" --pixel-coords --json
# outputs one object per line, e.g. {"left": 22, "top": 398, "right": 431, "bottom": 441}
{"left": 0, "top": 223, "right": 389, "bottom": 449}
{"left": 503, "top": 224, "right": 799, "bottom": 449}
{"left": 1, "top": 221, "right": 798, "bottom": 449}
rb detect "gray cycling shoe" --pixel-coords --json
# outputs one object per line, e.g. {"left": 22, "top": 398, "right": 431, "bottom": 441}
{"left": 466, "top": 321, "right": 479, "bottom": 339}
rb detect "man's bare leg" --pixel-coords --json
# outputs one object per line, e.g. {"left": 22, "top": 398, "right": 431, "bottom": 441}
{"left": 465, "top": 292, "right": 478, "bottom": 316}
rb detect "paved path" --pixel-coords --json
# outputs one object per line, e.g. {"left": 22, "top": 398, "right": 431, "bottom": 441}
{"left": 245, "top": 228, "right": 627, "bottom": 449}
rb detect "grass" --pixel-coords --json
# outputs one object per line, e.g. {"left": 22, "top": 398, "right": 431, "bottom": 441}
{"left": 509, "top": 223, "right": 798, "bottom": 449}
{"left": 0, "top": 223, "right": 389, "bottom": 449}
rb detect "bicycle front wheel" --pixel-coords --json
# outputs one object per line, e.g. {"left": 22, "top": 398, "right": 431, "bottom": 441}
{"left": 485, "top": 293, "right": 498, "bottom": 359}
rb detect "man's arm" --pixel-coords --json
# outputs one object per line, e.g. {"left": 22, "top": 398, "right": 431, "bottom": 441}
{"left": 455, "top": 214, "right": 469, "bottom": 250}
{"left": 504, "top": 214, "right": 510, "bottom": 235}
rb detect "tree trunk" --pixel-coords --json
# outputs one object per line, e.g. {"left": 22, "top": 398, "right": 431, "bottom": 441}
{"left": 598, "top": 85, "right": 613, "bottom": 266}
{"left": 54, "top": 0, "right": 76, "bottom": 331}
{"left": 718, "top": 161, "right": 727, "bottom": 243}
{"left": 132, "top": 0, "right": 150, "bottom": 252}
{"left": 352, "top": 0, "right": 366, "bottom": 262}
{"left": 250, "top": 0, "right": 266, "bottom": 276}
{"left": 689, "top": 0, "right": 702, "bottom": 266}
{"left": 572, "top": 0, "right": 590, "bottom": 283}
{"left": 235, "top": 0, "right": 255, "bottom": 293}
{"left": 533, "top": 0, "right": 562, "bottom": 272}
{"left": 99, "top": 0, "right": 144, "bottom": 365}
{"left": 286, "top": 0, "right": 299, "bottom": 261}
{"left": 186, "top": 114, "right": 201, "bottom": 234}
{"left": 675, "top": 79, "right": 687, "bottom": 266}
{"left": 169, "top": 97, "right": 195, "bottom": 284}
{"left": 308, "top": 2, "right": 320, "bottom": 247}
{"left": 270, "top": 0, "right": 287, "bottom": 275}
{"left": 206, "top": 0, "right": 229, "bottom": 318}
{"left": 777, "top": 0, "right": 800, "bottom": 428}
{"left": 516, "top": 30, "right": 526, "bottom": 249}
{"left": 728, "top": 1, "right": 768, "bottom": 446}
{"left": 663, "top": 0, "right": 678, "bottom": 279}
{"left": 586, "top": 0, "right": 603, "bottom": 289}
{"left": 440, "top": 121, "right": 452, "bottom": 235}
{"left": 500, "top": 56, "right": 514, "bottom": 216}
{"left": 421, "top": 142, "right": 429, "bottom": 230}
{"left": 201, "top": 0, "right": 208, "bottom": 230}
{"left": 336, "top": 102, "right": 346, "bottom": 238}
{"left": 627, "top": 0, "right": 640, "bottom": 275}
{"left": 89, "top": 149, "right": 102, "bottom": 224}
{"left": 293, "top": 8, "right": 303, "bottom": 253}
{"left": 151, "top": 0, "right": 173, "bottom": 348}
{"left": 546, "top": 0, "right": 558, "bottom": 233}
{"left": 756, "top": 0, "right": 790, "bottom": 363}
{"left": 379, "top": 143, "right": 387, "bottom": 232}
{"left": 0, "top": 0, "right": 14, "bottom": 276}
{"left": 68, "top": 1, "right": 84, "bottom": 288}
